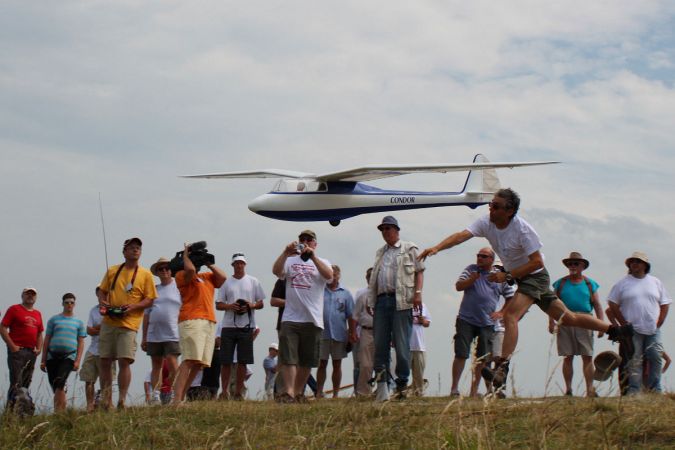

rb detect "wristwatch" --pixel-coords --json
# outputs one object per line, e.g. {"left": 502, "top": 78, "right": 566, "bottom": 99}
{"left": 504, "top": 272, "right": 515, "bottom": 286}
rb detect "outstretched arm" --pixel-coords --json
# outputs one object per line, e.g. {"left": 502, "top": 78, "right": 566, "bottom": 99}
{"left": 418, "top": 230, "right": 473, "bottom": 261}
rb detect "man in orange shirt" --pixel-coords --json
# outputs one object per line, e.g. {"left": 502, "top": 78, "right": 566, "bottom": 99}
{"left": 173, "top": 243, "right": 227, "bottom": 404}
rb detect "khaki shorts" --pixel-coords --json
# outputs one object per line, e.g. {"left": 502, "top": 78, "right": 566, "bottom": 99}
{"left": 319, "top": 339, "right": 347, "bottom": 361}
{"left": 99, "top": 322, "right": 137, "bottom": 361}
{"left": 79, "top": 352, "right": 118, "bottom": 383}
{"left": 516, "top": 269, "right": 557, "bottom": 312}
{"left": 279, "top": 322, "right": 322, "bottom": 367}
{"left": 557, "top": 322, "right": 594, "bottom": 356}
{"left": 179, "top": 319, "right": 215, "bottom": 367}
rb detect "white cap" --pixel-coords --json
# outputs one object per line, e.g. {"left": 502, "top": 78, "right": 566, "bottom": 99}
{"left": 231, "top": 252, "right": 247, "bottom": 265}
{"left": 22, "top": 287, "right": 38, "bottom": 295}
{"left": 269, "top": 343, "right": 278, "bottom": 350}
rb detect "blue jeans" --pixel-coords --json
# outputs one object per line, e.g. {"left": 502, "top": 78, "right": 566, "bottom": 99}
{"left": 627, "top": 330, "right": 663, "bottom": 395}
{"left": 373, "top": 294, "right": 412, "bottom": 389}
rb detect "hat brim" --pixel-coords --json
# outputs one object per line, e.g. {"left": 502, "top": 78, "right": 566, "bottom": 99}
{"left": 151, "top": 262, "right": 170, "bottom": 276}
{"left": 377, "top": 224, "right": 400, "bottom": 231}
{"left": 562, "top": 258, "right": 589, "bottom": 269}
{"left": 625, "top": 258, "right": 651, "bottom": 271}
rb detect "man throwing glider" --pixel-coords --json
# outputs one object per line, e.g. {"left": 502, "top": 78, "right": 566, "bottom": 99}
{"left": 418, "top": 188, "right": 634, "bottom": 391}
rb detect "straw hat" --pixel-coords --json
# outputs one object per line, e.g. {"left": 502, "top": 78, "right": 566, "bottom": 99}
{"left": 562, "top": 251, "right": 589, "bottom": 270}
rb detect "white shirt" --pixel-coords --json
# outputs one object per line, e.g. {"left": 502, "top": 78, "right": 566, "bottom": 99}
{"left": 467, "top": 215, "right": 544, "bottom": 273}
{"left": 410, "top": 303, "right": 431, "bottom": 352}
{"left": 216, "top": 274, "right": 265, "bottom": 329}
{"left": 608, "top": 274, "right": 672, "bottom": 335}
{"left": 145, "top": 280, "right": 182, "bottom": 342}
{"left": 352, "top": 287, "right": 373, "bottom": 329}
{"left": 281, "top": 255, "right": 332, "bottom": 328}
{"left": 86, "top": 306, "right": 103, "bottom": 356}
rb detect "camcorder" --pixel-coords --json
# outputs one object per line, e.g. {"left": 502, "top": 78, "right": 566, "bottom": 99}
{"left": 169, "top": 241, "right": 215, "bottom": 275}
{"left": 99, "top": 305, "right": 128, "bottom": 319}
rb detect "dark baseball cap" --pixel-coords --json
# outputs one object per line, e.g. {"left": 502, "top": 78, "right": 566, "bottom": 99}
{"left": 123, "top": 237, "right": 143, "bottom": 248}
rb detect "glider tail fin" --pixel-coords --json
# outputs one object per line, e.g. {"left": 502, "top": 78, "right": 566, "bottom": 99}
{"left": 462, "top": 154, "right": 501, "bottom": 201}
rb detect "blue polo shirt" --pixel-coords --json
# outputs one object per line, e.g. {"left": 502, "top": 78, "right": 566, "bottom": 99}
{"left": 457, "top": 264, "right": 516, "bottom": 327}
{"left": 322, "top": 285, "right": 354, "bottom": 342}
{"left": 45, "top": 314, "right": 86, "bottom": 360}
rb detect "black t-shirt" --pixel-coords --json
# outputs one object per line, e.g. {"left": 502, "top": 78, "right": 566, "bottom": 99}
{"left": 271, "top": 279, "right": 286, "bottom": 331}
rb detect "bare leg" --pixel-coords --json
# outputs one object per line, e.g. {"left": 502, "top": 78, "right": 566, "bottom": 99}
{"left": 582, "top": 355, "right": 595, "bottom": 396}
{"left": 165, "top": 354, "right": 179, "bottom": 390}
{"left": 173, "top": 360, "right": 198, "bottom": 403}
{"left": 85, "top": 382, "right": 95, "bottom": 412}
{"left": 471, "top": 362, "right": 484, "bottom": 397}
{"left": 547, "top": 299, "right": 609, "bottom": 333}
{"left": 501, "top": 293, "right": 535, "bottom": 360}
{"left": 563, "top": 356, "right": 574, "bottom": 394}
{"left": 150, "top": 356, "right": 164, "bottom": 392}
{"left": 281, "top": 364, "right": 297, "bottom": 397}
{"left": 235, "top": 363, "right": 246, "bottom": 396}
{"left": 54, "top": 388, "right": 67, "bottom": 412}
{"left": 331, "top": 359, "right": 342, "bottom": 398}
{"left": 116, "top": 358, "right": 132, "bottom": 408}
{"left": 99, "top": 357, "right": 114, "bottom": 410}
{"left": 220, "top": 363, "right": 232, "bottom": 399}
{"left": 451, "top": 357, "right": 466, "bottom": 394}
{"left": 316, "top": 359, "right": 328, "bottom": 396}
{"left": 295, "top": 366, "right": 312, "bottom": 397}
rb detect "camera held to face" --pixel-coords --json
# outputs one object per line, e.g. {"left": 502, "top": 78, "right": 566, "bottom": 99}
{"left": 169, "top": 241, "right": 216, "bottom": 275}
{"left": 295, "top": 243, "right": 312, "bottom": 262}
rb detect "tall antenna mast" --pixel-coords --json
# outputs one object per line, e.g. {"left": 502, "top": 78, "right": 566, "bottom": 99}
{"left": 98, "top": 192, "right": 110, "bottom": 272}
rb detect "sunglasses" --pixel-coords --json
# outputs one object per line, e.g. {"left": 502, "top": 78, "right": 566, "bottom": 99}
{"left": 488, "top": 201, "right": 508, "bottom": 211}
{"left": 476, "top": 254, "right": 492, "bottom": 259}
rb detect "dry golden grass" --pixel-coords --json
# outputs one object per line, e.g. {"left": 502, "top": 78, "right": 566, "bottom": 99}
{"left": 2, "top": 394, "right": 675, "bottom": 449}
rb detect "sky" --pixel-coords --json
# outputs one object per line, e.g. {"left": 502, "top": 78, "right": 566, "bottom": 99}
{"left": 1, "top": 1, "right": 674, "bottom": 408}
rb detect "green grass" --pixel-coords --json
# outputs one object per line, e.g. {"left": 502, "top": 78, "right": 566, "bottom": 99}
{"left": 2, "top": 394, "right": 675, "bottom": 449}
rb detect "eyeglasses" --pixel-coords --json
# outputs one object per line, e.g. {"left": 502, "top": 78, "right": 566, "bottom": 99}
{"left": 488, "top": 201, "right": 508, "bottom": 211}
{"left": 566, "top": 262, "right": 581, "bottom": 267}
{"left": 476, "top": 254, "right": 492, "bottom": 259}
{"left": 63, "top": 301, "right": 75, "bottom": 305}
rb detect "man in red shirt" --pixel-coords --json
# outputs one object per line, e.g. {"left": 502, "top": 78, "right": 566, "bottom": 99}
{"left": 1, "top": 287, "right": 44, "bottom": 405}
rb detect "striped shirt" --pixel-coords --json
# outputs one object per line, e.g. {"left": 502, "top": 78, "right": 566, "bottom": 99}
{"left": 45, "top": 314, "right": 86, "bottom": 360}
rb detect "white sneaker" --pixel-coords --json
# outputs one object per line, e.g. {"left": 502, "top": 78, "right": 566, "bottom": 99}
{"left": 375, "top": 382, "right": 389, "bottom": 403}
{"left": 151, "top": 390, "right": 161, "bottom": 404}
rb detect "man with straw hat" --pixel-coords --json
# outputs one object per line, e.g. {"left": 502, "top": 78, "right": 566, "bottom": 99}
{"left": 607, "top": 251, "right": 671, "bottom": 395}
{"left": 550, "top": 252, "right": 604, "bottom": 397}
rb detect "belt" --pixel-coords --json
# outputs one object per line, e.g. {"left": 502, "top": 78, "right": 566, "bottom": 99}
{"left": 360, "top": 325, "right": 373, "bottom": 330}
{"left": 377, "top": 292, "right": 395, "bottom": 297}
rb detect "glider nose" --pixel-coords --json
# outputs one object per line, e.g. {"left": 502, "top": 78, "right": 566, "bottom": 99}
{"left": 247, "top": 195, "right": 266, "bottom": 213}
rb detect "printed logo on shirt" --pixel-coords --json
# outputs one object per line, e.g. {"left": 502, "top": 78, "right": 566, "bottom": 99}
{"left": 290, "top": 263, "right": 316, "bottom": 290}
{"left": 24, "top": 317, "right": 39, "bottom": 328}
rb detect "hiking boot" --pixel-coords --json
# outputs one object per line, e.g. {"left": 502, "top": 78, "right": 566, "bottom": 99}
{"left": 276, "top": 393, "right": 295, "bottom": 404}
{"left": 394, "top": 386, "right": 407, "bottom": 401}
{"left": 489, "top": 360, "right": 510, "bottom": 390}
{"left": 607, "top": 324, "right": 634, "bottom": 342}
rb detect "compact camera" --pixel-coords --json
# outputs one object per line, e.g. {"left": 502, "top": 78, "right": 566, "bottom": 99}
{"left": 99, "top": 305, "right": 127, "bottom": 319}
{"left": 295, "top": 243, "right": 312, "bottom": 262}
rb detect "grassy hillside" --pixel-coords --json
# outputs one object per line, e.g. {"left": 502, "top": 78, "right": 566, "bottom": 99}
{"left": 2, "top": 395, "right": 674, "bottom": 449}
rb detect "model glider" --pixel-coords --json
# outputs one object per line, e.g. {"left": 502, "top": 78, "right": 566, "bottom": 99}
{"left": 182, "top": 154, "right": 558, "bottom": 226}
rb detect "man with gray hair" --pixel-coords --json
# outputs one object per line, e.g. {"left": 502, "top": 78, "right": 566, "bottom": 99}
{"left": 316, "top": 264, "right": 355, "bottom": 398}
{"left": 451, "top": 247, "right": 515, "bottom": 397}
{"left": 419, "top": 188, "right": 634, "bottom": 392}
{"left": 368, "top": 216, "right": 425, "bottom": 401}
{"left": 607, "top": 251, "right": 671, "bottom": 395}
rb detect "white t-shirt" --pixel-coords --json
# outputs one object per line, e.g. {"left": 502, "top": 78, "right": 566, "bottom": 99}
{"left": 467, "top": 215, "right": 544, "bottom": 273}
{"left": 352, "top": 287, "right": 373, "bottom": 331}
{"left": 86, "top": 306, "right": 103, "bottom": 356}
{"left": 281, "top": 255, "right": 332, "bottom": 328}
{"left": 608, "top": 274, "right": 672, "bottom": 335}
{"left": 410, "top": 303, "right": 431, "bottom": 352}
{"left": 216, "top": 274, "right": 265, "bottom": 329}
{"left": 145, "top": 280, "right": 182, "bottom": 342}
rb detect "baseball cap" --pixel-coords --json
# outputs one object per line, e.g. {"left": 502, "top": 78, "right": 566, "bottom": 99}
{"left": 232, "top": 252, "right": 247, "bottom": 264}
{"left": 123, "top": 237, "right": 143, "bottom": 248}
{"left": 22, "top": 287, "right": 38, "bottom": 295}
{"left": 269, "top": 343, "right": 279, "bottom": 350}
{"left": 298, "top": 230, "right": 317, "bottom": 240}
